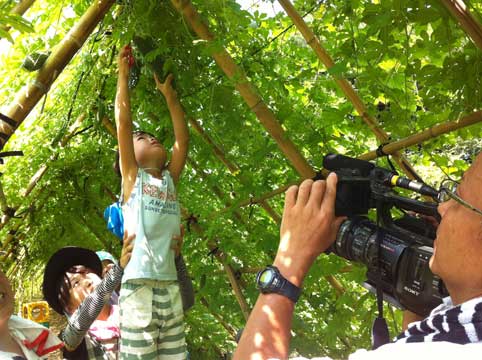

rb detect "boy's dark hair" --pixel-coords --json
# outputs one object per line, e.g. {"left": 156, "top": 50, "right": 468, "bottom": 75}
{"left": 113, "top": 130, "right": 162, "bottom": 177}
{"left": 57, "top": 265, "right": 89, "bottom": 313}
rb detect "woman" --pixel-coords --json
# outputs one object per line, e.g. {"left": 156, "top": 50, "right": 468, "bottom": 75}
{"left": 42, "top": 232, "right": 134, "bottom": 359}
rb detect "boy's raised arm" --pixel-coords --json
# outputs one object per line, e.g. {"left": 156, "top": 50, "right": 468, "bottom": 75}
{"left": 115, "top": 45, "right": 138, "bottom": 200}
{"left": 154, "top": 73, "right": 189, "bottom": 185}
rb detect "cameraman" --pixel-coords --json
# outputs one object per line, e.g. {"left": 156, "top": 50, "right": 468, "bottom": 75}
{"left": 234, "top": 154, "right": 482, "bottom": 359}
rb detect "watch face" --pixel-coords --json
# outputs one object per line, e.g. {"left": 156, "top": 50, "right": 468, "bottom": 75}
{"left": 259, "top": 269, "right": 274, "bottom": 286}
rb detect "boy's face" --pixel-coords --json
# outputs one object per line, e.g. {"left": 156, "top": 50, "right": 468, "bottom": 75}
{"left": 0, "top": 270, "right": 14, "bottom": 332}
{"left": 65, "top": 267, "right": 102, "bottom": 314}
{"left": 133, "top": 133, "right": 167, "bottom": 169}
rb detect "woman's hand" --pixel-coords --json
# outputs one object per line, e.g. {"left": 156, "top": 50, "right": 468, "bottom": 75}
{"left": 171, "top": 224, "right": 185, "bottom": 257}
{"left": 119, "top": 231, "right": 135, "bottom": 269}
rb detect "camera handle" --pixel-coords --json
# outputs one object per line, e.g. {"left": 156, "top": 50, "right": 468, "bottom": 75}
{"left": 371, "top": 200, "right": 391, "bottom": 349}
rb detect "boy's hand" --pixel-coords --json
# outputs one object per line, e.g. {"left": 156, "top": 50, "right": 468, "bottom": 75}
{"left": 118, "top": 45, "right": 133, "bottom": 79}
{"left": 154, "top": 73, "right": 177, "bottom": 100}
{"left": 120, "top": 231, "right": 135, "bottom": 269}
{"left": 171, "top": 224, "right": 185, "bottom": 256}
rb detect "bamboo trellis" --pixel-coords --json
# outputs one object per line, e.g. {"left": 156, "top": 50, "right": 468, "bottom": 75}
{"left": 441, "top": 0, "right": 482, "bottom": 51}
{"left": 181, "top": 207, "right": 251, "bottom": 321}
{"left": 0, "top": 0, "right": 115, "bottom": 150}
{"left": 170, "top": 0, "right": 314, "bottom": 179}
{"left": 210, "top": 110, "right": 482, "bottom": 216}
{"left": 277, "top": 0, "right": 422, "bottom": 181}
{"left": 189, "top": 118, "right": 282, "bottom": 224}
{"left": 170, "top": 0, "right": 345, "bottom": 296}
{"left": 0, "top": 0, "right": 35, "bottom": 36}
{"left": 0, "top": 113, "right": 85, "bottom": 231}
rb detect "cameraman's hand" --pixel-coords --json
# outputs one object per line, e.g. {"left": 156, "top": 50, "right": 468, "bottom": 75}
{"left": 274, "top": 173, "right": 345, "bottom": 287}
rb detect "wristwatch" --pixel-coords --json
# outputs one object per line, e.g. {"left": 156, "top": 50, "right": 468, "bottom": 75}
{"left": 256, "top": 265, "right": 301, "bottom": 303}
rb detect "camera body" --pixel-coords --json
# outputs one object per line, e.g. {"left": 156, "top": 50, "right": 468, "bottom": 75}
{"left": 324, "top": 154, "right": 447, "bottom": 316}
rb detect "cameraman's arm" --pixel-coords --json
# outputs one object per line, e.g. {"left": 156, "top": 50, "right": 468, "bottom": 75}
{"left": 402, "top": 311, "right": 424, "bottom": 331}
{"left": 234, "top": 175, "right": 345, "bottom": 360}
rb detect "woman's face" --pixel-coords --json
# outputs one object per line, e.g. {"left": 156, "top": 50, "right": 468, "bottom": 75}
{"left": 65, "top": 267, "right": 102, "bottom": 314}
{"left": 0, "top": 270, "right": 14, "bottom": 331}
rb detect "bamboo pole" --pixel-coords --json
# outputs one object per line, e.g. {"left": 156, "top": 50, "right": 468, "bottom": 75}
{"left": 441, "top": 0, "right": 482, "bottom": 51}
{"left": 277, "top": 0, "right": 421, "bottom": 181}
{"left": 0, "top": 114, "right": 85, "bottom": 231}
{"left": 9, "top": 0, "right": 36, "bottom": 17}
{"left": 170, "top": 0, "right": 314, "bottom": 179}
{"left": 0, "top": 0, "right": 35, "bottom": 35}
{"left": 189, "top": 118, "right": 281, "bottom": 224}
{"left": 359, "top": 110, "right": 482, "bottom": 160}
{"left": 200, "top": 297, "right": 238, "bottom": 338}
{"left": 181, "top": 207, "right": 251, "bottom": 320}
{"left": 187, "top": 158, "right": 245, "bottom": 224}
{"left": 0, "top": 0, "right": 115, "bottom": 150}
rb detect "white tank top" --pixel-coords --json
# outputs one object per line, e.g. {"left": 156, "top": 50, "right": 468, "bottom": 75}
{"left": 121, "top": 168, "right": 180, "bottom": 282}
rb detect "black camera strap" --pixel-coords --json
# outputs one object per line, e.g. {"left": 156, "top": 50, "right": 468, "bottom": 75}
{"left": 371, "top": 205, "right": 390, "bottom": 349}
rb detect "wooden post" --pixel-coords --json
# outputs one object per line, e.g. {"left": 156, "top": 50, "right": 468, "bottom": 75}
{"left": 0, "top": 0, "right": 115, "bottom": 150}
{"left": 277, "top": 0, "right": 421, "bottom": 181}
{"left": 170, "top": 0, "right": 314, "bottom": 179}
{"left": 441, "top": 0, "right": 482, "bottom": 51}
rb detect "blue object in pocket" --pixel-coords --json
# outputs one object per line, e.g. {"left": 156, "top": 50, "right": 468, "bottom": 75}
{"left": 104, "top": 202, "right": 124, "bottom": 241}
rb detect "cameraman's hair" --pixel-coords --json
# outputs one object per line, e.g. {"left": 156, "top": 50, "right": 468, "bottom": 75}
{"left": 113, "top": 130, "right": 161, "bottom": 177}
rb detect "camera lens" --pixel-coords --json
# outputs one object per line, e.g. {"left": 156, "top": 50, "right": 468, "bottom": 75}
{"left": 332, "top": 217, "right": 378, "bottom": 266}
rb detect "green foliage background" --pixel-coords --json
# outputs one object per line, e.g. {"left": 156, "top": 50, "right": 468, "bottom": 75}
{"left": 0, "top": 0, "right": 481, "bottom": 358}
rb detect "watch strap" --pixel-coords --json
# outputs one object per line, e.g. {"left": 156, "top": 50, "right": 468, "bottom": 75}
{"left": 257, "top": 265, "right": 301, "bottom": 303}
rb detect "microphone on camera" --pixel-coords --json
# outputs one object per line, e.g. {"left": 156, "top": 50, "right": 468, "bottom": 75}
{"left": 323, "top": 153, "right": 439, "bottom": 198}
{"left": 388, "top": 175, "right": 439, "bottom": 198}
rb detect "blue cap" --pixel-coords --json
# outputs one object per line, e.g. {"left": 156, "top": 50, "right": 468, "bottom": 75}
{"left": 96, "top": 251, "right": 118, "bottom": 265}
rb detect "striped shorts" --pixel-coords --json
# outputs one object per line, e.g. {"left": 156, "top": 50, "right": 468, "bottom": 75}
{"left": 119, "top": 279, "right": 186, "bottom": 359}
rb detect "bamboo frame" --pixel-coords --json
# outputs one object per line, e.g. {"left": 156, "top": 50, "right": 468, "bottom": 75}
{"left": 0, "top": 0, "right": 115, "bottom": 150}
{"left": 210, "top": 110, "right": 482, "bottom": 214}
{"left": 441, "top": 0, "right": 482, "bottom": 51}
{"left": 200, "top": 297, "right": 238, "bottom": 338}
{"left": 189, "top": 118, "right": 281, "bottom": 224}
{"left": 187, "top": 158, "right": 245, "bottom": 224}
{"left": 0, "top": 0, "right": 35, "bottom": 35}
{"left": 360, "top": 110, "right": 482, "bottom": 160}
{"left": 170, "top": 0, "right": 314, "bottom": 179}
{"left": 181, "top": 207, "right": 251, "bottom": 320}
{"left": 170, "top": 0, "right": 344, "bottom": 296}
{"left": 0, "top": 114, "right": 85, "bottom": 231}
{"left": 277, "top": 0, "right": 422, "bottom": 181}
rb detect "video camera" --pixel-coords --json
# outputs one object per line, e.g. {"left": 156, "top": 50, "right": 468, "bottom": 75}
{"left": 323, "top": 153, "right": 448, "bottom": 316}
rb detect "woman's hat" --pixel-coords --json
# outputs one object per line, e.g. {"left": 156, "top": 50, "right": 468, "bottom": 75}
{"left": 42, "top": 247, "right": 102, "bottom": 314}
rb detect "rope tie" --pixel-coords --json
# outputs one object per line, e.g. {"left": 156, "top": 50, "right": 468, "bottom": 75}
{"left": 0, "top": 113, "right": 17, "bottom": 128}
